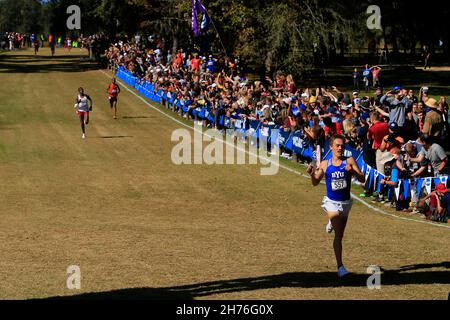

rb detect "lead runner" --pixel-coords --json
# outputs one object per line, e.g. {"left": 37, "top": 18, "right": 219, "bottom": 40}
{"left": 307, "top": 134, "right": 365, "bottom": 277}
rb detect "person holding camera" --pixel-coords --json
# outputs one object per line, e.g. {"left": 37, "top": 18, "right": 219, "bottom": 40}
{"left": 377, "top": 86, "right": 412, "bottom": 132}
{"left": 379, "top": 160, "right": 410, "bottom": 212}
{"left": 401, "top": 142, "right": 431, "bottom": 178}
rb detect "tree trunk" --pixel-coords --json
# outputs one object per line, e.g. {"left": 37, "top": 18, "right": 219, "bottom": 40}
{"left": 172, "top": 31, "right": 178, "bottom": 55}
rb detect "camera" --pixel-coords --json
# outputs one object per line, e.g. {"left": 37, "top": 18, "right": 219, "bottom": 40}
{"left": 385, "top": 133, "right": 397, "bottom": 144}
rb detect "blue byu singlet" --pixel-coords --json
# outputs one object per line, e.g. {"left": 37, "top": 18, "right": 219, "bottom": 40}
{"left": 325, "top": 158, "right": 352, "bottom": 201}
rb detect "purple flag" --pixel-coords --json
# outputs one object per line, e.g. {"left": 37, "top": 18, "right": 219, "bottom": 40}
{"left": 192, "top": 0, "right": 210, "bottom": 37}
{"left": 192, "top": 0, "right": 199, "bottom": 37}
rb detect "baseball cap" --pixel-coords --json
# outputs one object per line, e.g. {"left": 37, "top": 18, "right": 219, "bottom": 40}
{"left": 353, "top": 98, "right": 361, "bottom": 105}
{"left": 352, "top": 91, "right": 359, "bottom": 96}
{"left": 360, "top": 113, "right": 370, "bottom": 121}
{"left": 392, "top": 86, "right": 401, "bottom": 93}
{"left": 436, "top": 183, "right": 448, "bottom": 193}
{"left": 389, "top": 122, "right": 399, "bottom": 131}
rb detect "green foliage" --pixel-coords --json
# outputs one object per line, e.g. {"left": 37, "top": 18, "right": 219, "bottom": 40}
{"left": 2, "top": 0, "right": 450, "bottom": 74}
{"left": 0, "top": 0, "right": 43, "bottom": 33}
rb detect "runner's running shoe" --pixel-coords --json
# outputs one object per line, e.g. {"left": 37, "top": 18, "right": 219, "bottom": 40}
{"left": 338, "top": 266, "right": 350, "bottom": 277}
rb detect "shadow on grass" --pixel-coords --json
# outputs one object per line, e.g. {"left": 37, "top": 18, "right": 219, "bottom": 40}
{"left": 0, "top": 53, "right": 100, "bottom": 73}
{"left": 39, "top": 262, "right": 450, "bottom": 300}
{"left": 99, "top": 136, "right": 134, "bottom": 139}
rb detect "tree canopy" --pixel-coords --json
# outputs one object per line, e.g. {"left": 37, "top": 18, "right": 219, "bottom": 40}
{"left": 1, "top": 0, "right": 449, "bottom": 75}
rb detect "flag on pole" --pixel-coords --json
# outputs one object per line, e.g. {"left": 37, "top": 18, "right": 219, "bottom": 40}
{"left": 192, "top": 0, "right": 211, "bottom": 37}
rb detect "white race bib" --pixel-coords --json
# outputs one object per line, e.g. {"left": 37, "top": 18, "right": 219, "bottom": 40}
{"left": 332, "top": 179, "right": 347, "bottom": 191}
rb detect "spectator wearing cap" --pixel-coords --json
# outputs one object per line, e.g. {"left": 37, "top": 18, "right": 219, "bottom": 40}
{"left": 378, "top": 86, "right": 412, "bottom": 132}
{"left": 417, "top": 183, "right": 449, "bottom": 222}
{"left": 380, "top": 122, "right": 405, "bottom": 157}
{"left": 417, "top": 189, "right": 440, "bottom": 220}
{"left": 435, "top": 183, "right": 450, "bottom": 223}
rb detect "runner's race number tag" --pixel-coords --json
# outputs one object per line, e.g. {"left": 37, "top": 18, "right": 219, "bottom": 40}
{"left": 332, "top": 179, "right": 347, "bottom": 191}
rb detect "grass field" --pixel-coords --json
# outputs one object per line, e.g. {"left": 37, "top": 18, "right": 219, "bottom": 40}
{"left": 0, "top": 48, "right": 449, "bottom": 300}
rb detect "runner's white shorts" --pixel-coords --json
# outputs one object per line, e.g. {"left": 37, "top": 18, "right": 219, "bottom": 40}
{"left": 322, "top": 197, "right": 353, "bottom": 217}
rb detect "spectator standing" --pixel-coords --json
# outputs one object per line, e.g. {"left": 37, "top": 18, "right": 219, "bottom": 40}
{"left": 422, "top": 98, "right": 444, "bottom": 144}
{"left": 377, "top": 86, "right": 412, "bottom": 133}
{"left": 368, "top": 112, "right": 390, "bottom": 174}
{"left": 362, "top": 64, "right": 371, "bottom": 92}
{"left": 422, "top": 45, "right": 431, "bottom": 69}
{"left": 370, "top": 66, "right": 382, "bottom": 88}
{"left": 420, "top": 135, "right": 450, "bottom": 177}
{"left": 352, "top": 68, "right": 360, "bottom": 92}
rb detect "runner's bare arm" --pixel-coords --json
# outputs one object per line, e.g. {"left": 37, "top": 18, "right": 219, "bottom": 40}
{"left": 346, "top": 157, "right": 365, "bottom": 183}
{"left": 307, "top": 160, "right": 327, "bottom": 186}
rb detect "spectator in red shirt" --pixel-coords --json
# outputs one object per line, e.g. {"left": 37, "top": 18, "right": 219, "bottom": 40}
{"left": 370, "top": 66, "right": 382, "bottom": 88}
{"left": 174, "top": 49, "right": 183, "bottom": 67}
{"left": 368, "top": 112, "right": 390, "bottom": 174}
{"left": 323, "top": 116, "right": 342, "bottom": 139}
{"left": 191, "top": 55, "right": 201, "bottom": 72}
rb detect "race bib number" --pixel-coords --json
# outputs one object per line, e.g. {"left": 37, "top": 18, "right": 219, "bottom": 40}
{"left": 332, "top": 179, "right": 347, "bottom": 191}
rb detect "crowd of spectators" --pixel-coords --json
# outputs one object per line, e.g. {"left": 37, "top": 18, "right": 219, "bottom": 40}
{"left": 105, "top": 36, "right": 449, "bottom": 224}
{"left": 0, "top": 32, "right": 109, "bottom": 58}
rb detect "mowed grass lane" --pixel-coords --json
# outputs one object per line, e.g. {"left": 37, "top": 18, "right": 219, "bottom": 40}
{"left": 0, "top": 48, "right": 449, "bottom": 300}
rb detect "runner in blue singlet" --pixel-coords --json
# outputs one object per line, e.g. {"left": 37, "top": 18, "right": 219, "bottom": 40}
{"left": 307, "top": 134, "right": 365, "bottom": 277}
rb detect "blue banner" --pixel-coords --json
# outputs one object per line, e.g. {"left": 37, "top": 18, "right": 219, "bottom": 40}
{"left": 291, "top": 131, "right": 305, "bottom": 155}
{"left": 403, "top": 179, "right": 410, "bottom": 200}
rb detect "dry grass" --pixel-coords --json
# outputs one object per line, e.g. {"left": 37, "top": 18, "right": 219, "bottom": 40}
{"left": 0, "top": 48, "right": 449, "bottom": 300}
